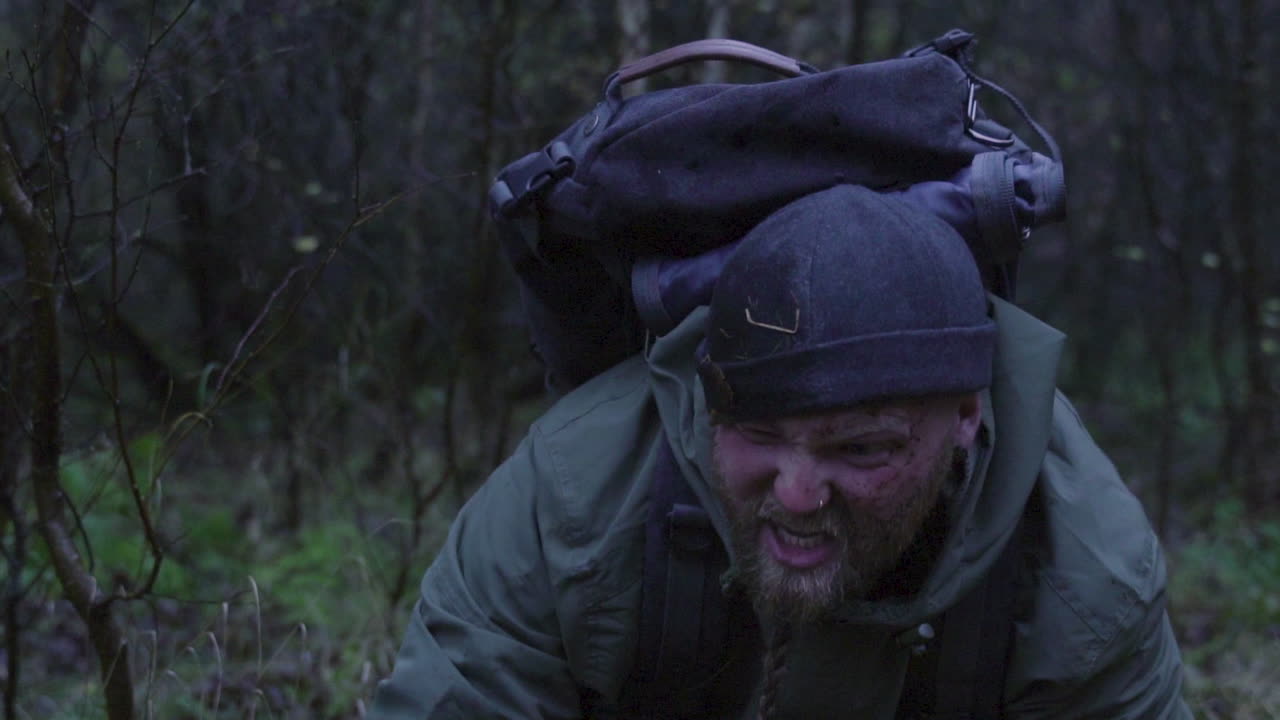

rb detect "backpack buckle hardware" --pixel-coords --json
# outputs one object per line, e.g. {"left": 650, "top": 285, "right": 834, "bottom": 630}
{"left": 526, "top": 140, "right": 576, "bottom": 194}
{"left": 964, "top": 83, "right": 1015, "bottom": 148}
{"left": 489, "top": 141, "right": 577, "bottom": 218}
{"left": 669, "top": 504, "right": 715, "bottom": 553}
{"left": 895, "top": 622, "right": 937, "bottom": 656}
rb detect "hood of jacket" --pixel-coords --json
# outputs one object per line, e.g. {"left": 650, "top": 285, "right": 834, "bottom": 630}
{"left": 645, "top": 295, "right": 1064, "bottom": 630}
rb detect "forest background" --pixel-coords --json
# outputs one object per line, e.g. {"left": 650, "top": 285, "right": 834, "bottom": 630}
{"left": 2, "top": 0, "right": 1278, "bottom": 718}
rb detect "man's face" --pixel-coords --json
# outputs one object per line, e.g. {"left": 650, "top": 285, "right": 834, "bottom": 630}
{"left": 711, "top": 394, "right": 981, "bottom": 623}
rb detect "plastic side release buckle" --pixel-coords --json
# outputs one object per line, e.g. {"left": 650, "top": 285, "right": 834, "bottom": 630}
{"left": 669, "top": 504, "right": 715, "bottom": 553}
{"left": 489, "top": 140, "right": 576, "bottom": 218}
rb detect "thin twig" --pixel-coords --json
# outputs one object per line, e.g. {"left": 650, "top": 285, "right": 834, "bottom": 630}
{"left": 215, "top": 265, "right": 304, "bottom": 394}
{"left": 71, "top": 167, "right": 205, "bottom": 219}
{"left": 101, "top": 0, "right": 178, "bottom": 602}
{"left": 249, "top": 576, "right": 263, "bottom": 680}
{"left": 63, "top": 481, "right": 96, "bottom": 575}
{"left": 207, "top": 630, "right": 223, "bottom": 717}
{"left": 208, "top": 191, "right": 410, "bottom": 405}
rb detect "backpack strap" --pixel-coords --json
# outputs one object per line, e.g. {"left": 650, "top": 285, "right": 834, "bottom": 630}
{"left": 896, "top": 488, "right": 1038, "bottom": 720}
{"left": 628, "top": 435, "right": 725, "bottom": 691}
{"left": 622, "top": 436, "right": 755, "bottom": 717}
{"left": 657, "top": 493, "right": 722, "bottom": 685}
{"left": 932, "top": 521, "right": 1024, "bottom": 718}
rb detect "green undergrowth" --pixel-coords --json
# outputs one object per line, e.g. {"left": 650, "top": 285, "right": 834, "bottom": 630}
{"left": 21, "top": 446, "right": 1280, "bottom": 718}
{"left": 24, "top": 520, "right": 436, "bottom": 719}
{"left": 1169, "top": 498, "right": 1280, "bottom": 719}
{"left": 20, "top": 445, "right": 455, "bottom": 719}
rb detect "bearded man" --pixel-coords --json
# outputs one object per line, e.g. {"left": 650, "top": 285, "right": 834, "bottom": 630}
{"left": 370, "top": 185, "right": 1190, "bottom": 719}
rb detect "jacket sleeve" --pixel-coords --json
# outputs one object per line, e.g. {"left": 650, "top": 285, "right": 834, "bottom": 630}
{"left": 367, "top": 436, "right": 583, "bottom": 720}
{"left": 1010, "top": 589, "right": 1191, "bottom": 719}
{"left": 1067, "top": 600, "right": 1191, "bottom": 720}
{"left": 1007, "top": 394, "right": 1192, "bottom": 720}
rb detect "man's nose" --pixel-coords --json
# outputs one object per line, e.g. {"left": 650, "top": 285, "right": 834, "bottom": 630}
{"left": 773, "top": 452, "right": 831, "bottom": 514}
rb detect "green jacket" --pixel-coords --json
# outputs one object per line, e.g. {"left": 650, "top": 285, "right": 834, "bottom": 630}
{"left": 370, "top": 299, "right": 1190, "bottom": 719}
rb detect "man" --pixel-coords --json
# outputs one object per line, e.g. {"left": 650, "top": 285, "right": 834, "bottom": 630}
{"left": 370, "top": 185, "right": 1189, "bottom": 718}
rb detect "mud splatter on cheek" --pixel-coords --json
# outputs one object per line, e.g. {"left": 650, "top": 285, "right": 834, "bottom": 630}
{"left": 843, "top": 467, "right": 912, "bottom": 517}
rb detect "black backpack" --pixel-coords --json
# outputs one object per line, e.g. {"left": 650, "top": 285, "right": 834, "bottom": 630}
{"left": 490, "top": 28, "right": 1064, "bottom": 395}
{"left": 490, "top": 29, "right": 1059, "bottom": 718}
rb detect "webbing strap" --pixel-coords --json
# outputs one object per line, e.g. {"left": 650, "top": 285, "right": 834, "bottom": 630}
{"left": 626, "top": 437, "right": 733, "bottom": 712}
{"left": 929, "top": 548, "right": 1002, "bottom": 716}
{"left": 971, "top": 535, "right": 1022, "bottom": 714}
{"left": 971, "top": 151, "right": 1022, "bottom": 267}
{"left": 656, "top": 502, "right": 717, "bottom": 682}
{"left": 653, "top": 436, "right": 727, "bottom": 693}
{"left": 897, "top": 510, "right": 1028, "bottom": 720}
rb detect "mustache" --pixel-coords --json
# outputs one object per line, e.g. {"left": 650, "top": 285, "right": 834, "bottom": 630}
{"left": 754, "top": 495, "right": 849, "bottom": 538}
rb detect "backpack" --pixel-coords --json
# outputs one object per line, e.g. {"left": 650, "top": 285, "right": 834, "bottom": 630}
{"left": 490, "top": 28, "right": 1064, "bottom": 395}
{"left": 490, "top": 29, "right": 1061, "bottom": 718}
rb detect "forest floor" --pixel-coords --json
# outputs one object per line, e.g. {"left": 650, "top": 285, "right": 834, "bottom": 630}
{"left": 9, "top": 457, "right": 1279, "bottom": 719}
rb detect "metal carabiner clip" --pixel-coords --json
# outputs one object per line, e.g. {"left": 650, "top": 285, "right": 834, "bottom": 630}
{"left": 965, "top": 82, "right": 1016, "bottom": 147}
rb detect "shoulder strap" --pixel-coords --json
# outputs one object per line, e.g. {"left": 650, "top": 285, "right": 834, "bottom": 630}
{"left": 897, "top": 488, "right": 1039, "bottom": 720}
{"left": 622, "top": 436, "right": 756, "bottom": 717}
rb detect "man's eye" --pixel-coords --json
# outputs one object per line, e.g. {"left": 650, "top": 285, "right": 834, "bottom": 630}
{"left": 838, "top": 440, "right": 899, "bottom": 463}
{"left": 737, "top": 425, "right": 781, "bottom": 443}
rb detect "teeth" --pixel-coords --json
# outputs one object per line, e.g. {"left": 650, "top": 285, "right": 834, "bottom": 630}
{"left": 775, "top": 524, "right": 827, "bottom": 549}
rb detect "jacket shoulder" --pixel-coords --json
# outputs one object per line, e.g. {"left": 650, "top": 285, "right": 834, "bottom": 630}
{"left": 528, "top": 354, "right": 658, "bottom": 550}
{"left": 1035, "top": 392, "right": 1166, "bottom": 649}
{"left": 1006, "top": 392, "right": 1185, "bottom": 714}
{"left": 368, "top": 359, "right": 664, "bottom": 719}
{"left": 521, "top": 356, "right": 662, "bottom": 698}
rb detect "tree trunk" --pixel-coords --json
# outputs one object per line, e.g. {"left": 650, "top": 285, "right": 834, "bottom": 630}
{"left": 701, "top": 0, "right": 733, "bottom": 83}
{"left": 2, "top": 487, "right": 24, "bottom": 720}
{"left": 1227, "top": 0, "right": 1272, "bottom": 504}
{"left": 617, "top": 0, "right": 651, "bottom": 92}
{"left": 1, "top": 139, "right": 134, "bottom": 719}
{"left": 843, "top": 0, "right": 871, "bottom": 65}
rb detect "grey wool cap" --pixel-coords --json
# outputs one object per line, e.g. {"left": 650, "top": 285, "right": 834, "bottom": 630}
{"left": 697, "top": 184, "right": 997, "bottom": 420}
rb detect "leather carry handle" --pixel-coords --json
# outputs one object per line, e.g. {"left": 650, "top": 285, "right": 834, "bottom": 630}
{"left": 615, "top": 39, "right": 815, "bottom": 86}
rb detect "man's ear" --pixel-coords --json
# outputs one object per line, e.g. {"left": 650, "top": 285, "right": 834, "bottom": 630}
{"left": 952, "top": 392, "right": 983, "bottom": 449}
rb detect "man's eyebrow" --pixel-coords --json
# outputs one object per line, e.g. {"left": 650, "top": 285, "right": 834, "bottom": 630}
{"left": 810, "top": 414, "right": 912, "bottom": 440}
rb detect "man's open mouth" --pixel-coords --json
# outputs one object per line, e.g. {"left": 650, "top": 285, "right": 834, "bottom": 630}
{"left": 762, "top": 521, "right": 837, "bottom": 568}
{"left": 772, "top": 523, "right": 831, "bottom": 549}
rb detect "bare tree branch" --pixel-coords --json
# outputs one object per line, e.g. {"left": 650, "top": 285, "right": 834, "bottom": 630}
{"left": 1, "top": 131, "right": 134, "bottom": 719}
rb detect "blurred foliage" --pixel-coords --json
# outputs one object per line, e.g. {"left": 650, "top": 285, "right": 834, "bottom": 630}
{"left": 1, "top": 0, "right": 1277, "bottom": 717}
{"left": 1173, "top": 500, "right": 1280, "bottom": 641}
{"left": 1171, "top": 499, "right": 1280, "bottom": 718}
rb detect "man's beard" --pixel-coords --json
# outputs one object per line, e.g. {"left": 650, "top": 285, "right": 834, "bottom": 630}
{"left": 716, "top": 445, "right": 959, "bottom": 624}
